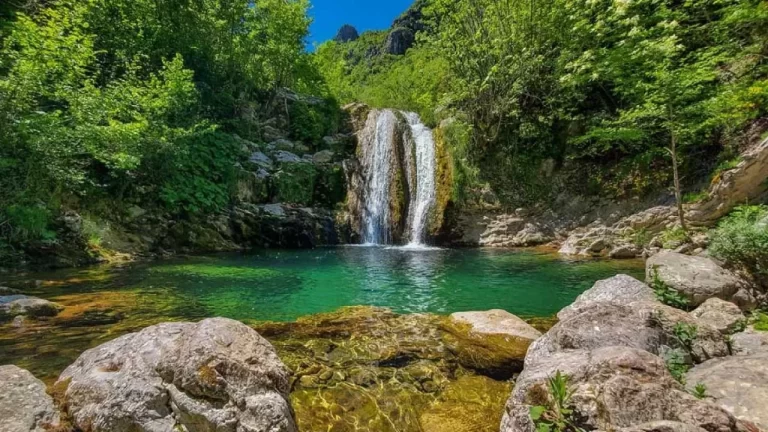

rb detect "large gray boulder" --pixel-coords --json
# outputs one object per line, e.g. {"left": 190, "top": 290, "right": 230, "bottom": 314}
{"left": 690, "top": 298, "right": 745, "bottom": 335}
{"left": 686, "top": 348, "right": 768, "bottom": 430}
{"left": 501, "top": 346, "right": 740, "bottom": 432}
{"left": 0, "top": 365, "right": 61, "bottom": 432}
{"left": 56, "top": 318, "right": 297, "bottom": 432}
{"left": 0, "top": 295, "right": 63, "bottom": 320}
{"left": 529, "top": 301, "right": 728, "bottom": 368}
{"left": 646, "top": 251, "right": 749, "bottom": 307}
{"left": 558, "top": 275, "right": 655, "bottom": 321}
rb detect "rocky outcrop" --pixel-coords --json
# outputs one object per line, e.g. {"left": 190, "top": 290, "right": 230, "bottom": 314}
{"left": 333, "top": 24, "right": 359, "bottom": 43}
{"left": 0, "top": 365, "right": 61, "bottom": 432}
{"left": 502, "top": 346, "right": 740, "bottom": 432}
{"left": 730, "top": 327, "right": 768, "bottom": 355}
{"left": 440, "top": 210, "right": 555, "bottom": 248}
{"left": 0, "top": 295, "right": 63, "bottom": 320}
{"left": 56, "top": 317, "right": 297, "bottom": 432}
{"left": 646, "top": 251, "right": 753, "bottom": 308}
{"left": 690, "top": 298, "right": 745, "bottom": 334}
{"left": 384, "top": 27, "right": 415, "bottom": 55}
{"left": 501, "top": 274, "right": 744, "bottom": 432}
{"left": 442, "top": 310, "right": 541, "bottom": 377}
{"left": 558, "top": 274, "right": 656, "bottom": 321}
{"left": 686, "top": 346, "right": 768, "bottom": 430}
{"left": 687, "top": 135, "right": 768, "bottom": 225}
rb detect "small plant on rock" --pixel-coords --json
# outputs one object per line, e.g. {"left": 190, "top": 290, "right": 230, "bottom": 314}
{"left": 749, "top": 310, "right": 768, "bottom": 332}
{"left": 692, "top": 382, "right": 708, "bottom": 399}
{"left": 651, "top": 268, "right": 690, "bottom": 310}
{"left": 529, "top": 370, "right": 584, "bottom": 432}
{"left": 663, "top": 348, "right": 690, "bottom": 384}
{"left": 673, "top": 322, "right": 698, "bottom": 352}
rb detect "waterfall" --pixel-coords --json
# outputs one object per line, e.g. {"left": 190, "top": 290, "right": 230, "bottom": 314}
{"left": 355, "top": 109, "right": 437, "bottom": 246}
{"left": 359, "top": 109, "right": 398, "bottom": 244}
{"left": 403, "top": 112, "right": 437, "bottom": 246}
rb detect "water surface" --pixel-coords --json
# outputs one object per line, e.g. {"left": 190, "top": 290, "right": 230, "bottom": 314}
{"left": 0, "top": 247, "right": 644, "bottom": 380}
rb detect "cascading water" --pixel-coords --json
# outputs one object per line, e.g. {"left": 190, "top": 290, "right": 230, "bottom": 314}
{"left": 359, "top": 109, "right": 398, "bottom": 245}
{"left": 403, "top": 112, "right": 437, "bottom": 246}
{"left": 356, "top": 109, "right": 438, "bottom": 246}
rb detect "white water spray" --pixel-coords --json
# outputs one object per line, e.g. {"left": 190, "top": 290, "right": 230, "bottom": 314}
{"left": 403, "top": 112, "right": 437, "bottom": 246}
{"left": 359, "top": 109, "right": 397, "bottom": 244}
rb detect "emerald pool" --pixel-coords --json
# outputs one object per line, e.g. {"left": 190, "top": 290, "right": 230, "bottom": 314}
{"left": 0, "top": 247, "right": 644, "bottom": 382}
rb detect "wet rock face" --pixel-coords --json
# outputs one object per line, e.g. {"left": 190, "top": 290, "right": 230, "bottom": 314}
{"left": 686, "top": 346, "right": 768, "bottom": 430}
{"left": 254, "top": 306, "right": 517, "bottom": 432}
{"left": 442, "top": 310, "right": 541, "bottom": 378}
{"left": 0, "top": 365, "right": 61, "bottom": 432}
{"left": 56, "top": 318, "right": 297, "bottom": 432}
{"left": 646, "top": 251, "right": 750, "bottom": 307}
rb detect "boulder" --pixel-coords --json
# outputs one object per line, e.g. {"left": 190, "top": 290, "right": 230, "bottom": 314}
{"left": 0, "top": 365, "right": 61, "bottom": 432}
{"left": 312, "top": 150, "right": 334, "bottom": 164}
{"left": 0, "top": 286, "right": 20, "bottom": 295}
{"left": 610, "top": 244, "right": 642, "bottom": 259}
{"left": 272, "top": 150, "right": 305, "bottom": 164}
{"left": 646, "top": 251, "right": 748, "bottom": 307}
{"left": 730, "top": 327, "right": 768, "bottom": 356}
{"left": 690, "top": 298, "right": 745, "bottom": 335}
{"left": 248, "top": 151, "right": 274, "bottom": 170}
{"left": 56, "top": 318, "right": 297, "bottom": 432}
{"left": 501, "top": 346, "right": 740, "bottom": 432}
{"left": 530, "top": 301, "right": 728, "bottom": 367}
{"left": 619, "top": 421, "right": 710, "bottom": 432}
{"left": 442, "top": 310, "right": 541, "bottom": 377}
{"left": 686, "top": 348, "right": 768, "bottom": 430}
{"left": 0, "top": 295, "right": 64, "bottom": 320}
{"left": 558, "top": 275, "right": 655, "bottom": 321}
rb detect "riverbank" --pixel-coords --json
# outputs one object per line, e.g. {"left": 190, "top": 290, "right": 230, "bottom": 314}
{"left": 2, "top": 248, "right": 766, "bottom": 432}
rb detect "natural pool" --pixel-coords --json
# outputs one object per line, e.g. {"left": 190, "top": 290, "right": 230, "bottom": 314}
{"left": 0, "top": 247, "right": 644, "bottom": 432}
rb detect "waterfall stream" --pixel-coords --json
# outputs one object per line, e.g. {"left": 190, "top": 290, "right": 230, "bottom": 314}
{"left": 403, "top": 112, "right": 437, "bottom": 246}
{"left": 357, "top": 109, "right": 437, "bottom": 246}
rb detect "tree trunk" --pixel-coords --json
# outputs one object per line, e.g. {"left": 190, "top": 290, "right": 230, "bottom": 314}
{"left": 670, "top": 131, "right": 688, "bottom": 233}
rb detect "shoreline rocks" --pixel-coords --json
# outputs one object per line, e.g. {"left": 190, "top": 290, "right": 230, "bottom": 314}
{"left": 56, "top": 317, "right": 297, "bottom": 432}
{"left": 0, "top": 295, "right": 63, "bottom": 321}
{"left": 0, "top": 365, "right": 61, "bottom": 432}
{"left": 442, "top": 310, "right": 541, "bottom": 378}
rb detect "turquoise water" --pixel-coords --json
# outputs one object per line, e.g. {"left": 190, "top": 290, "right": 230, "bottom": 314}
{"left": 0, "top": 247, "right": 644, "bottom": 381}
{"left": 6, "top": 247, "right": 644, "bottom": 321}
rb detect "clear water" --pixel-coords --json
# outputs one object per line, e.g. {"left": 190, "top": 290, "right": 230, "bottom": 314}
{"left": 0, "top": 247, "right": 643, "bottom": 381}
{"left": 2, "top": 247, "right": 644, "bottom": 322}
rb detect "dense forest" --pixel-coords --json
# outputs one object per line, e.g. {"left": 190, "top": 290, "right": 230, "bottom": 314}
{"left": 1, "top": 0, "right": 767, "bottom": 262}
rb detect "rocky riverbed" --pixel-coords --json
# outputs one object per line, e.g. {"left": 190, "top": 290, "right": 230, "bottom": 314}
{"left": 2, "top": 248, "right": 767, "bottom": 432}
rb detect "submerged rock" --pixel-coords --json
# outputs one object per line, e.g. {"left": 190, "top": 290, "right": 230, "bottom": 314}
{"left": 0, "top": 295, "right": 64, "bottom": 320}
{"left": 0, "top": 365, "right": 61, "bottom": 432}
{"left": 646, "top": 251, "right": 750, "bottom": 308}
{"left": 686, "top": 347, "right": 768, "bottom": 430}
{"left": 442, "top": 310, "right": 541, "bottom": 378}
{"left": 56, "top": 317, "right": 296, "bottom": 432}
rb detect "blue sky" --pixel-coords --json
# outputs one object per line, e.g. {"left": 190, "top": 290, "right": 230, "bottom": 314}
{"left": 307, "top": 0, "right": 414, "bottom": 47}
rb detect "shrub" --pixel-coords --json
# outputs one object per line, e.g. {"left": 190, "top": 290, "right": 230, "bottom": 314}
{"left": 660, "top": 227, "right": 689, "bottom": 249}
{"left": 663, "top": 348, "right": 690, "bottom": 384}
{"left": 692, "top": 383, "right": 708, "bottom": 399}
{"left": 529, "top": 370, "right": 583, "bottom": 432}
{"left": 709, "top": 205, "right": 768, "bottom": 278}
{"left": 160, "top": 130, "right": 240, "bottom": 216}
{"left": 2, "top": 204, "right": 56, "bottom": 242}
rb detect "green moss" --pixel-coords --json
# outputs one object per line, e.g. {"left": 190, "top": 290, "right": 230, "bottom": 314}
{"left": 272, "top": 162, "right": 317, "bottom": 205}
{"left": 440, "top": 318, "right": 530, "bottom": 378}
{"left": 430, "top": 126, "right": 454, "bottom": 235}
{"left": 152, "top": 264, "right": 279, "bottom": 280}
{"left": 313, "top": 164, "right": 346, "bottom": 208}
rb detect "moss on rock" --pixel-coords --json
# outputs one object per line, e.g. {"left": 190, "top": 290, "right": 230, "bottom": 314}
{"left": 272, "top": 162, "right": 317, "bottom": 205}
